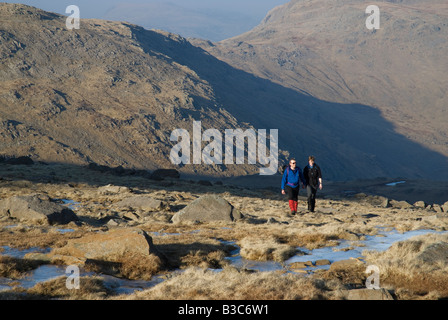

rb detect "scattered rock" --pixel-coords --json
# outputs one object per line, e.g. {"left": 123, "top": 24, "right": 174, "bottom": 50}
{"left": 171, "top": 194, "right": 242, "bottom": 223}
{"left": 432, "top": 204, "right": 443, "bottom": 213}
{"left": 289, "top": 261, "right": 313, "bottom": 269}
{"left": 97, "top": 184, "right": 131, "bottom": 195}
{"left": 315, "top": 259, "right": 331, "bottom": 266}
{"left": 0, "top": 194, "right": 79, "bottom": 225}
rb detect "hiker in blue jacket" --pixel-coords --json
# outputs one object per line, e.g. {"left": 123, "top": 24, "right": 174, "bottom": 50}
{"left": 281, "top": 158, "right": 306, "bottom": 215}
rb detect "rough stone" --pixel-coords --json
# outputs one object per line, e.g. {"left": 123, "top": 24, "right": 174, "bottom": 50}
{"left": 49, "top": 228, "right": 165, "bottom": 265}
{"left": 97, "top": 184, "right": 131, "bottom": 195}
{"left": 0, "top": 195, "right": 79, "bottom": 225}
{"left": 315, "top": 259, "right": 331, "bottom": 266}
{"left": 414, "top": 200, "right": 426, "bottom": 209}
{"left": 422, "top": 214, "right": 448, "bottom": 223}
{"left": 416, "top": 242, "right": 448, "bottom": 266}
{"left": 442, "top": 201, "right": 448, "bottom": 213}
{"left": 172, "top": 194, "right": 242, "bottom": 223}
{"left": 289, "top": 261, "right": 313, "bottom": 269}
{"left": 345, "top": 288, "right": 394, "bottom": 300}
{"left": 390, "top": 200, "right": 413, "bottom": 209}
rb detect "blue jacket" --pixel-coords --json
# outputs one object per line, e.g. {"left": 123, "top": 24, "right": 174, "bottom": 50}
{"left": 281, "top": 166, "right": 305, "bottom": 190}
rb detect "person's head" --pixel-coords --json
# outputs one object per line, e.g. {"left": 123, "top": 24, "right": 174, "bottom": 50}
{"left": 308, "top": 155, "right": 315, "bottom": 166}
{"left": 289, "top": 158, "right": 297, "bottom": 169}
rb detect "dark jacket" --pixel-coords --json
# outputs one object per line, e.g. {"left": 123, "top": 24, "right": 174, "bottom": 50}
{"left": 281, "top": 166, "right": 305, "bottom": 190}
{"left": 303, "top": 164, "right": 322, "bottom": 188}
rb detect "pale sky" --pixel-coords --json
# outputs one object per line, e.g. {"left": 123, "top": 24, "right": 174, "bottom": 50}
{"left": 5, "top": 0, "right": 289, "bottom": 40}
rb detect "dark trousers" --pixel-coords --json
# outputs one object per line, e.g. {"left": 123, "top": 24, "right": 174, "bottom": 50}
{"left": 306, "top": 185, "right": 317, "bottom": 212}
{"left": 285, "top": 185, "right": 299, "bottom": 201}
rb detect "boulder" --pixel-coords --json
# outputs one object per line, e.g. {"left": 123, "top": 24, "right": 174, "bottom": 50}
{"left": 344, "top": 288, "right": 394, "bottom": 300}
{"left": 416, "top": 242, "right": 448, "bottom": 266}
{"left": 390, "top": 200, "right": 413, "bottom": 209}
{"left": 315, "top": 259, "right": 331, "bottom": 266}
{"left": 115, "top": 195, "right": 165, "bottom": 211}
{"left": 49, "top": 228, "right": 166, "bottom": 265}
{"left": 0, "top": 195, "right": 79, "bottom": 225}
{"left": 172, "top": 194, "right": 242, "bottom": 223}
{"left": 413, "top": 201, "right": 426, "bottom": 209}
{"left": 442, "top": 201, "right": 448, "bottom": 213}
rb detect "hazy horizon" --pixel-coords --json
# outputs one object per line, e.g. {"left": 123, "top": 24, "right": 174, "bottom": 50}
{"left": 4, "top": 0, "right": 289, "bottom": 40}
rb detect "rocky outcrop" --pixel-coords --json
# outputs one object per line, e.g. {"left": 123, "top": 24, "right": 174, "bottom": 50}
{"left": 171, "top": 194, "right": 242, "bottom": 223}
{"left": 0, "top": 194, "right": 79, "bottom": 225}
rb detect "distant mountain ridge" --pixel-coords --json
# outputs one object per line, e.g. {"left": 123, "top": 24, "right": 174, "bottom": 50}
{"left": 197, "top": 0, "right": 448, "bottom": 160}
{"left": 1, "top": 3, "right": 447, "bottom": 181}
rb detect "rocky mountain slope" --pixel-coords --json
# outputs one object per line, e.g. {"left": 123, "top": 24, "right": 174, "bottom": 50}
{"left": 1, "top": 3, "right": 447, "bottom": 180}
{"left": 0, "top": 3, "right": 262, "bottom": 177}
{"left": 196, "top": 0, "right": 448, "bottom": 178}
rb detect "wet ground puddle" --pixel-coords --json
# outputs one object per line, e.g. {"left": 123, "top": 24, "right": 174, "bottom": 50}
{"left": 226, "top": 228, "right": 447, "bottom": 272}
{"left": 1, "top": 228, "right": 446, "bottom": 295}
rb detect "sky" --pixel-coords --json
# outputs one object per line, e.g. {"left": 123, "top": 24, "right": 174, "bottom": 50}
{"left": 5, "top": 0, "right": 289, "bottom": 41}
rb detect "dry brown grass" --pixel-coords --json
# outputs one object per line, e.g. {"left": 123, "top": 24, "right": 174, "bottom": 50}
{"left": 122, "top": 267, "right": 343, "bottom": 300}
{"left": 82, "top": 253, "right": 165, "bottom": 281}
{"left": 364, "top": 233, "right": 448, "bottom": 299}
{"left": 238, "top": 236, "right": 297, "bottom": 262}
{"left": 1, "top": 163, "right": 448, "bottom": 300}
{"left": 0, "top": 224, "right": 88, "bottom": 250}
{"left": 0, "top": 276, "right": 111, "bottom": 300}
{"left": 0, "top": 255, "right": 47, "bottom": 279}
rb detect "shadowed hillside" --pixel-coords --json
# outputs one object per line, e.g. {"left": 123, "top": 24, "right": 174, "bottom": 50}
{"left": 0, "top": 3, "right": 447, "bottom": 180}
{"left": 197, "top": 0, "right": 448, "bottom": 164}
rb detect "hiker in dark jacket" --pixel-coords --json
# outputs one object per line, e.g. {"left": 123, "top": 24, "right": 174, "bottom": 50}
{"left": 281, "top": 158, "right": 306, "bottom": 215}
{"left": 303, "top": 155, "right": 323, "bottom": 212}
